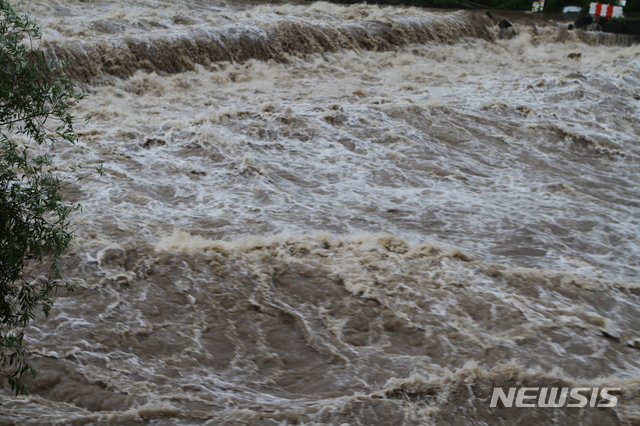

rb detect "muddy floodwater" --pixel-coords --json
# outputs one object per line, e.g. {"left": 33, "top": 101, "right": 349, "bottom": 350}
{"left": 2, "top": 0, "right": 640, "bottom": 424}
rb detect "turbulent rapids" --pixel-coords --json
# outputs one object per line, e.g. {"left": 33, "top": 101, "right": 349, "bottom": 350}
{"left": 39, "top": 1, "right": 639, "bottom": 83}
{"left": 3, "top": 0, "right": 640, "bottom": 424}
{"left": 44, "top": 10, "right": 494, "bottom": 81}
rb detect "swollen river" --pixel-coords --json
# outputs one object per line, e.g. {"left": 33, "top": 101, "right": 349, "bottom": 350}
{"left": 3, "top": 0, "right": 640, "bottom": 424}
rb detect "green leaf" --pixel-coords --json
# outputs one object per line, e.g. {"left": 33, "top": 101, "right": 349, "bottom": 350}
{"left": 0, "top": 0, "right": 93, "bottom": 395}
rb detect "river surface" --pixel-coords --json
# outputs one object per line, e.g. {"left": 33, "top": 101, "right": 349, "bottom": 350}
{"left": 2, "top": 0, "right": 640, "bottom": 424}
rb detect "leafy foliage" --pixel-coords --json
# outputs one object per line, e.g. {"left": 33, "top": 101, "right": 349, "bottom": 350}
{"left": 623, "top": 0, "right": 640, "bottom": 12}
{"left": 469, "top": 0, "right": 633, "bottom": 12}
{"left": 0, "top": 0, "right": 87, "bottom": 394}
{"left": 490, "top": 0, "right": 533, "bottom": 10}
{"left": 358, "top": 0, "right": 635, "bottom": 12}
{"left": 432, "top": 0, "right": 460, "bottom": 8}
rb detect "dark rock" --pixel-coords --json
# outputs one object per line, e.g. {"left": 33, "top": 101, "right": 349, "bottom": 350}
{"left": 497, "top": 19, "right": 512, "bottom": 29}
{"left": 574, "top": 15, "right": 593, "bottom": 29}
{"left": 485, "top": 12, "right": 516, "bottom": 39}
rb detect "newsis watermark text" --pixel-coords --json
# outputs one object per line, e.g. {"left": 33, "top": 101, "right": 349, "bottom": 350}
{"left": 490, "top": 387, "right": 620, "bottom": 408}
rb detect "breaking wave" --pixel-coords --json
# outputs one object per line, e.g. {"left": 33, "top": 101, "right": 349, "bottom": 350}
{"left": 44, "top": 11, "right": 493, "bottom": 81}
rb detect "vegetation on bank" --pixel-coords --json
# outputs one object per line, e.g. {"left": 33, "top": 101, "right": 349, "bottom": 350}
{"left": 330, "top": 0, "right": 639, "bottom": 13}
{"left": 0, "top": 0, "right": 94, "bottom": 393}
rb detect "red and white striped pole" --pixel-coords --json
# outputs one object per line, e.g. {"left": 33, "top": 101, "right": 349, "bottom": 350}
{"left": 589, "top": 2, "right": 624, "bottom": 18}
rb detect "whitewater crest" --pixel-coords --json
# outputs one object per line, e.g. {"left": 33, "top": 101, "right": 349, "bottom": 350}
{"left": 44, "top": 11, "right": 494, "bottom": 82}
{"left": 37, "top": 3, "right": 640, "bottom": 83}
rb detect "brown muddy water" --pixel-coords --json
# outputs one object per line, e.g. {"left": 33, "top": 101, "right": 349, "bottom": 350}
{"left": 2, "top": 0, "right": 640, "bottom": 424}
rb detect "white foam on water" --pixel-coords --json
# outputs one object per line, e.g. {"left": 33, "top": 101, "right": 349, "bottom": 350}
{"left": 3, "top": 1, "right": 640, "bottom": 424}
